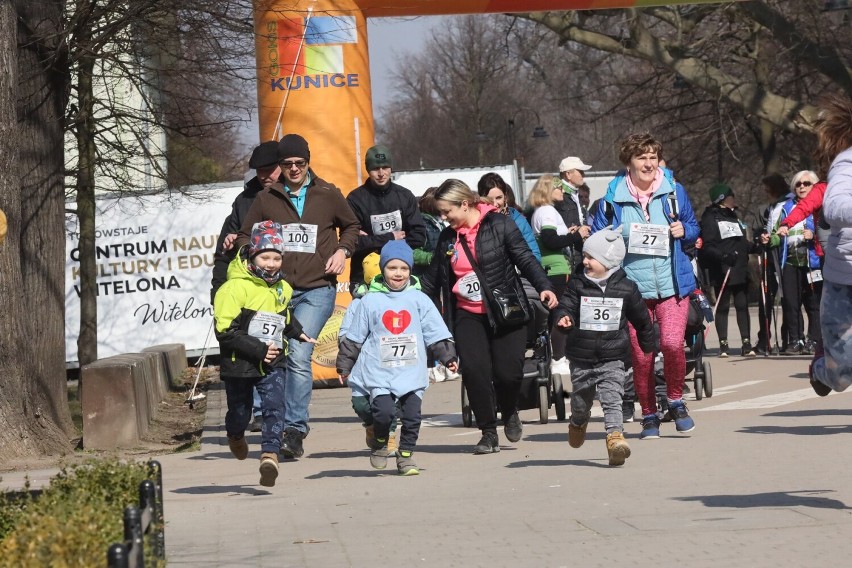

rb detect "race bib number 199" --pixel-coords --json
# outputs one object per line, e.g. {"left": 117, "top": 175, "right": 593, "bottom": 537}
{"left": 370, "top": 210, "right": 403, "bottom": 235}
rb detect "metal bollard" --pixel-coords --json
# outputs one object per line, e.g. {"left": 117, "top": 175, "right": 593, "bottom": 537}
{"left": 148, "top": 460, "right": 165, "bottom": 558}
{"left": 123, "top": 506, "right": 144, "bottom": 568}
{"left": 107, "top": 543, "right": 129, "bottom": 568}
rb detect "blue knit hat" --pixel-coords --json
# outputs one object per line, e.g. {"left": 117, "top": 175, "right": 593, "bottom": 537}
{"left": 380, "top": 240, "right": 413, "bottom": 271}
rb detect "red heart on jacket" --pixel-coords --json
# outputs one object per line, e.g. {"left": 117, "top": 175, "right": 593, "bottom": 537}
{"left": 382, "top": 310, "right": 412, "bottom": 334}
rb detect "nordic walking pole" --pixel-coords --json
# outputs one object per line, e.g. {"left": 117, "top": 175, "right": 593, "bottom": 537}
{"left": 759, "top": 249, "right": 771, "bottom": 357}
{"left": 704, "top": 264, "right": 733, "bottom": 342}
{"left": 186, "top": 319, "right": 215, "bottom": 407}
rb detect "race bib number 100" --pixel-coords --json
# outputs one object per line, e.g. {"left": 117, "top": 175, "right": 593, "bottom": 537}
{"left": 627, "top": 223, "right": 669, "bottom": 256}
{"left": 579, "top": 297, "right": 624, "bottom": 331}
{"left": 379, "top": 334, "right": 418, "bottom": 368}
{"left": 280, "top": 223, "right": 317, "bottom": 253}
{"left": 247, "top": 311, "right": 288, "bottom": 349}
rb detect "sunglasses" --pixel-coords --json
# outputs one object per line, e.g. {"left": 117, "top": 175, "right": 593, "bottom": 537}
{"left": 795, "top": 180, "right": 813, "bottom": 188}
{"left": 281, "top": 159, "right": 307, "bottom": 169}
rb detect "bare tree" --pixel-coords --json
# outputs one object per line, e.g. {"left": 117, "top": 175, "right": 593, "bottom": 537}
{"left": 0, "top": 0, "right": 74, "bottom": 462}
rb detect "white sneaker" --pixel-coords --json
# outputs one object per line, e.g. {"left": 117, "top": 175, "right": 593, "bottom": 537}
{"left": 551, "top": 357, "right": 571, "bottom": 376}
{"left": 441, "top": 363, "right": 461, "bottom": 382}
{"left": 429, "top": 366, "right": 445, "bottom": 383}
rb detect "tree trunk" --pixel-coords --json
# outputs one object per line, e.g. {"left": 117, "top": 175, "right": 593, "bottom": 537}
{"left": 76, "top": 52, "right": 98, "bottom": 367}
{"left": 0, "top": 0, "right": 71, "bottom": 464}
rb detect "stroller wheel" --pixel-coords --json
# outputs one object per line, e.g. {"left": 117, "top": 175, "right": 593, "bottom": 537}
{"left": 538, "top": 385, "right": 549, "bottom": 424}
{"left": 703, "top": 362, "right": 713, "bottom": 397}
{"left": 694, "top": 375, "right": 704, "bottom": 401}
{"left": 552, "top": 373, "right": 566, "bottom": 421}
{"left": 461, "top": 382, "right": 473, "bottom": 428}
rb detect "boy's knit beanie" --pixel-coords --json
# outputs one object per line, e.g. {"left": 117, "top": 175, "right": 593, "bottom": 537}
{"left": 583, "top": 225, "right": 625, "bottom": 270}
{"left": 249, "top": 220, "right": 286, "bottom": 258}
{"left": 379, "top": 240, "right": 413, "bottom": 271}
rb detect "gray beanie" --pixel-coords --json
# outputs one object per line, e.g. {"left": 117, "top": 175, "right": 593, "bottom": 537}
{"left": 583, "top": 226, "right": 625, "bottom": 270}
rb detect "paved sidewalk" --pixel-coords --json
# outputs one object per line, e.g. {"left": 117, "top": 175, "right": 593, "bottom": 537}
{"left": 157, "top": 337, "right": 852, "bottom": 567}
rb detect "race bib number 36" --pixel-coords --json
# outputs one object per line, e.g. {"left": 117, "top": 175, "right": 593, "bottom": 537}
{"left": 379, "top": 334, "right": 418, "bottom": 368}
{"left": 247, "top": 311, "right": 288, "bottom": 349}
{"left": 579, "top": 297, "right": 624, "bottom": 331}
{"left": 628, "top": 223, "right": 669, "bottom": 256}
{"left": 371, "top": 210, "right": 403, "bottom": 235}
{"left": 281, "top": 223, "right": 318, "bottom": 253}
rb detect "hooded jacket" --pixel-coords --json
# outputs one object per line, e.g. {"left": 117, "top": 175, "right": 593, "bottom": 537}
{"left": 236, "top": 171, "right": 360, "bottom": 289}
{"left": 336, "top": 277, "right": 456, "bottom": 398}
{"left": 591, "top": 171, "right": 699, "bottom": 299}
{"left": 420, "top": 208, "right": 553, "bottom": 332}
{"left": 823, "top": 146, "right": 852, "bottom": 285}
{"left": 347, "top": 180, "right": 427, "bottom": 285}
{"left": 698, "top": 204, "right": 751, "bottom": 287}
{"left": 214, "top": 250, "right": 304, "bottom": 379}
{"left": 552, "top": 266, "right": 655, "bottom": 364}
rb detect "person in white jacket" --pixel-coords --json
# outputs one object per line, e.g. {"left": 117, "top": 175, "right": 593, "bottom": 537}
{"left": 337, "top": 241, "right": 458, "bottom": 475}
{"left": 809, "top": 94, "right": 852, "bottom": 395}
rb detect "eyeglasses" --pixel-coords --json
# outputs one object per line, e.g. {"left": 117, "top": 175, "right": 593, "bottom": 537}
{"left": 281, "top": 159, "right": 307, "bottom": 169}
{"left": 795, "top": 180, "right": 813, "bottom": 188}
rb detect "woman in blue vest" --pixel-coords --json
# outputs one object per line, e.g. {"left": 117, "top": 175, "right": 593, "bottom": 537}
{"left": 591, "top": 133, "right": 700, "bottom": 440}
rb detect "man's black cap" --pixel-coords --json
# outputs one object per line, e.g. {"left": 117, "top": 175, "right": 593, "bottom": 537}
{"left": 248, "top": 141, "right": 280, "bottom": 169}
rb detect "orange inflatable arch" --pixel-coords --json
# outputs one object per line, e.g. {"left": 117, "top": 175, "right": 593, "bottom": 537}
{"left": 251, "top": 0, "right": 729, "bottom": 380}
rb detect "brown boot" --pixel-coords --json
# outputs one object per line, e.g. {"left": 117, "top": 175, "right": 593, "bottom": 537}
{"left": 259, "top": 452, "right": 279, "bottom": 487}
{"left": 227, "top": 434, "right": 248, "bottom": 460}
{"left": 606, "top": 431, "right": 631, "bottom": 466}
{"left": 568, "top": 422, "right": 588, "bottom": 448}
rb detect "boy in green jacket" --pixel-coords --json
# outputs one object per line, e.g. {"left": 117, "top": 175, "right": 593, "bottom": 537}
{"left": 214, "top": 220, "right": 315, "bottom": 487}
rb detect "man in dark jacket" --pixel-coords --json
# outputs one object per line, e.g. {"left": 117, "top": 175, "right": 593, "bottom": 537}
{"left": 555, "top": 156, "right": 592, "bottom": 270}
{"left": 347, "top": 145, "right": 426, "bottom": 290}
{"left": 698, "top": 183, "right": 755, "bottom": 357}
{"left": 210, "top": 141, "right": 281, "bottom": 304}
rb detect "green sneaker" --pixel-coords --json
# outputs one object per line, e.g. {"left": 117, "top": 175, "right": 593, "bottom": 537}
{"left": 396, "top": 450, "right": 419, "bottom": 476}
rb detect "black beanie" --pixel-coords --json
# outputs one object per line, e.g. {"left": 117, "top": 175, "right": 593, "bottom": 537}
{"left": 278, "top": 134, "right": 310, "bottom": 162}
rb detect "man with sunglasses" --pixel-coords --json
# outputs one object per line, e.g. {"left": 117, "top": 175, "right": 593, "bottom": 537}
{"left": 346, "top": 145, "right": 426, "bottom": 291}
{"left": 238, "top": 133, "right": 360, "bottom": 459}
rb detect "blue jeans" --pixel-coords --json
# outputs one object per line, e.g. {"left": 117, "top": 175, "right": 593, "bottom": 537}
{"left": 285, "top": 284, "right": 336, "bottom": 433}
{"left": 224, "top": 368, "right": 285, "bottom": 454}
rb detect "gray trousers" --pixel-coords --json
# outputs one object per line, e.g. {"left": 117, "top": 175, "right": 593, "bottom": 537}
{"left": 569, "top": 360, "right": 625, "bottom": 433}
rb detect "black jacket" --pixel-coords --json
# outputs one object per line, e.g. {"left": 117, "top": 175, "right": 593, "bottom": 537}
{"left": 552, "top": 267, "right": 655, "bottom": 364}
{"left": 346, "top": 180, "right": 426, "bottom": 286}
{"left": 421, "top": 210, "right": 553, "bottom": 332}
{"left": 552, "top": 197, "right": 585, "bottom": 267}
{"left": 698, "top": 205, "right": 751, "bottom": 288}
{"left": 210, "top": 178, "right": 264, "bottom": 303}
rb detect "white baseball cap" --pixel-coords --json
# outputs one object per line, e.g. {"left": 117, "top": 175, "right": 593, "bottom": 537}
{"left": 558, "top": 157, "right": 592, "bottom": 172}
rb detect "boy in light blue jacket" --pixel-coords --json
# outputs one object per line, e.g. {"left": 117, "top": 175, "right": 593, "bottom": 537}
{"left": 337, "top": 241, "right": 458, "bottom": 475}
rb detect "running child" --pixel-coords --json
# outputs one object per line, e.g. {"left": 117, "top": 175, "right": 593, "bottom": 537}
{"left": 337, "top": 241, "right": 458, "bottom": 475}
{"left": 553, "top": 226, "right": 655, "bottom": 466}
{"left": 214, "top": 220, "right": 316, "bottom": 487}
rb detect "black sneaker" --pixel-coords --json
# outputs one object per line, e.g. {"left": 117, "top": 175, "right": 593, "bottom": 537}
{"left": 503, "top": 412, "right": 523, "bottom": 443}
{"left": 803, "top": 339, "right": 816, "bottom": 355}
{"left": 754, "top": 343, "right": 769, "bottom": 356}
{"left": 784, "top": 341, "right": 804, "bottom": 356}
{"left": 741, "top": 340, "right": 756, "bottom": 357}
{"left": 718, "top": 340, "right": 729, "bottom": 358}
{"left": 249, "top": 414, "right": 263, "bottom": 433}
{"left": 280, "top": 427, "right": 304, "bottom": 459}
{"left": 473, "top": 431, "right": 500, "bottom": 454}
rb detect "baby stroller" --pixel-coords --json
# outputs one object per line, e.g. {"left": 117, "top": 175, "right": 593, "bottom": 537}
{"left": 461, "top": 281, "right": 565, "bottom": 426}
